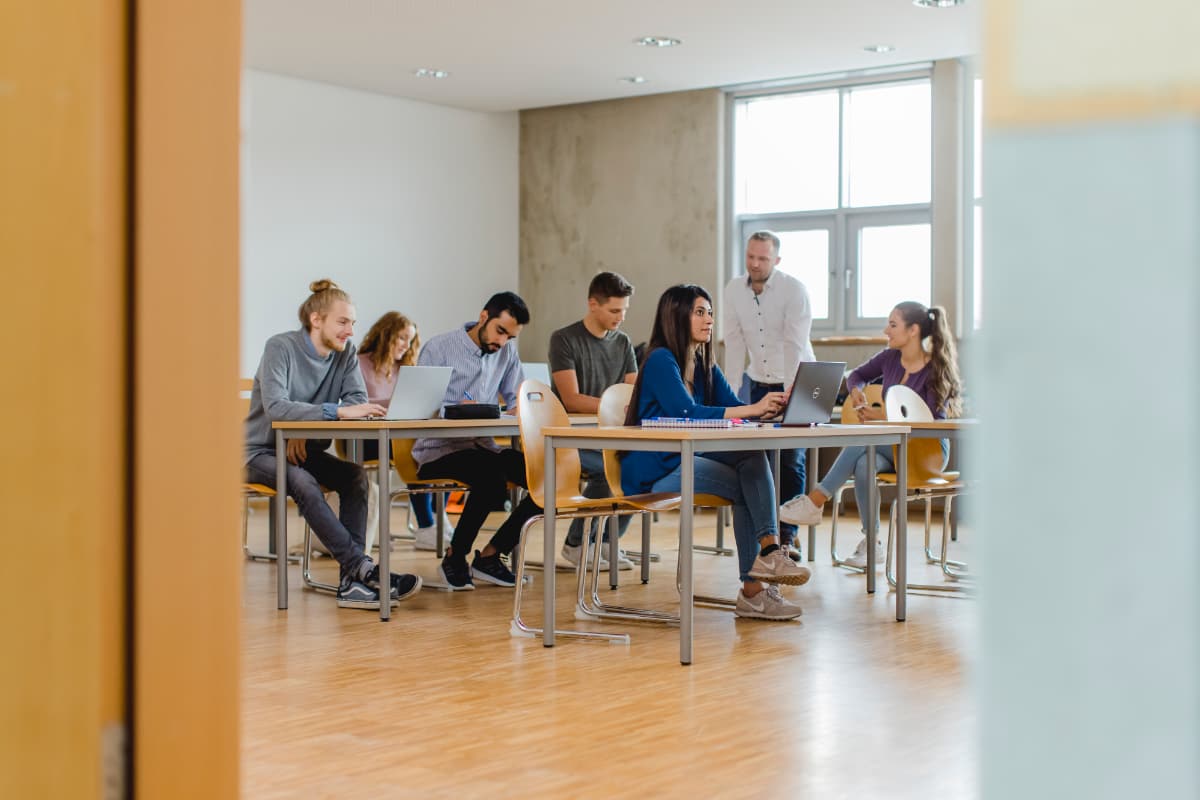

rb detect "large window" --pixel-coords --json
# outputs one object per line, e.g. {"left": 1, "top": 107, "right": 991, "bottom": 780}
{"left": 733, "top": 77, "right": 932, "bottom": 333}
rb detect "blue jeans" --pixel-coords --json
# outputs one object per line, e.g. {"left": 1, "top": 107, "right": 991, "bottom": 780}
{"left": 814, "top": 441, "right": 948, "bottom": 533}
{"left": 749, "top": 379, "right": 806, "bottom": 546}
{"left": 651, "top": 450, "right": 778, "bottom": 583}
{"left": 246, "top": 448, "right": 371, "bottom": 577}
{"left": 564, "top": 449, "right": 632, "bottom": 547}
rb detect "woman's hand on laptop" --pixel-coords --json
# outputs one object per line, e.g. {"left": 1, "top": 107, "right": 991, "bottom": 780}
{"left": 338, "top": 402, "right": 388, "bottom": 420}
{"left": 751, "top": 391, "right": 787, "bottom": 419}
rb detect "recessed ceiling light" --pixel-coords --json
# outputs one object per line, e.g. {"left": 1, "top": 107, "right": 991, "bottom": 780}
{"left": 912, "top": 0, "right": 965, "bottom": 7}
{"left": 863, "top": 44, "right": 895, "bottom": 53}
{"left": 621, "top": 76, "right": 648, "bottom": 84}
{"left": 633, "top": 36, "right": 682, "bottom": 48}
{"left": 413, "top": 68, "right": 450, "bottom": 79}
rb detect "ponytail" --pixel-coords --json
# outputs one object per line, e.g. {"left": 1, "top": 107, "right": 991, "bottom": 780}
{"left": 894, "top": 301, "right": 963, "bottom": 417}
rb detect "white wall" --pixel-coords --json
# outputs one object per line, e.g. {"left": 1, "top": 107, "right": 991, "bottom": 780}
{"left": 240, "top": 70, "right": 519, "bottom": 374}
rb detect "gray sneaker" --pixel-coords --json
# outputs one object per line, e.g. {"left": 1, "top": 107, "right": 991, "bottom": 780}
{"left": 748, "top": 549, "right": 812, "bottom": 586}
{"left": 735, "top": 584, "right": 803, "bottom": 620}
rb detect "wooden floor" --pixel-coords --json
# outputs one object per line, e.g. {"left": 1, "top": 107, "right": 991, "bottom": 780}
{"left": 242, "top": 502, "right": 976, "bottom": 799}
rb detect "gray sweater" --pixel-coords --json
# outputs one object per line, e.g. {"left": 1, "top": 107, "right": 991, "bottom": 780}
{"left": 244, "top": 329, "right": 368, "bottom": 464}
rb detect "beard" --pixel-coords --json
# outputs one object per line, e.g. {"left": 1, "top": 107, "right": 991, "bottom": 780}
{"left": 322, "top": 333, "right": 347, "bottom": 352}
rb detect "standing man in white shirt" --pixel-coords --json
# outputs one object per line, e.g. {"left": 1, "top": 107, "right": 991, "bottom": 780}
{"left": 723, "top": 231, "right": 817, "bottom": 560}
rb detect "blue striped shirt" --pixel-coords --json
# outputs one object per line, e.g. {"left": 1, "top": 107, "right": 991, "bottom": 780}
{"left": 411, "top": 322, "right": 525, "bottom": 465}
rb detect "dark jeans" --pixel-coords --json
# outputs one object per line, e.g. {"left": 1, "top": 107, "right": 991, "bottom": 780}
{"left": 416, "top": 447, "right": 541, "bottom": 558}
{"left": 246, "top": 447, "right": 371, "bottom": 577}
{"left": 361, "top": 439, "right": 435, "bottom": 528}
{"left": 750, "top": 379, "right": 807, "bottom": 546}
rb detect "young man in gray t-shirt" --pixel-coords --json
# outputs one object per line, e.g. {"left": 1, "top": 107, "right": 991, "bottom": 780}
{"left": 548, "top": 272, "right": 638, "bottom": 569}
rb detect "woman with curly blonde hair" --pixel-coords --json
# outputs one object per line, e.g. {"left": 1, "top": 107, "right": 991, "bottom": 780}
{"left": 356, "top": 311, "right": 452, "bottom": 549}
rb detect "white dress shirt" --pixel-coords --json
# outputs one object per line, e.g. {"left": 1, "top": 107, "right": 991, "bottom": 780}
{"left": 723, "top": 269, "right": 816, "bottom": 390}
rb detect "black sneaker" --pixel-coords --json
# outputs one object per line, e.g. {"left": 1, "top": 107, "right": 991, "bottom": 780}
{"left": 471, "top": 550, "right": 517, "bottom": 587}
{"left": 364, "top": 564, "right": 423, "bottom": 602}
{"left": 336, "top": 572, "right": 383, "bottom": 610}
{"left": 438, "top": 554, "right": 475, "bottom": 591}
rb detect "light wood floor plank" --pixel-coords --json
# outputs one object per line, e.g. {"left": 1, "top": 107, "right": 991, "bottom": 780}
{"left": 242, "top": 503, "right": 976, "bottom": 798}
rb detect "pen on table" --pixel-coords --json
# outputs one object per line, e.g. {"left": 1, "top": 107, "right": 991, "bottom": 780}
{"left": 463, "top": 390, "right": 474, "bottom": 401}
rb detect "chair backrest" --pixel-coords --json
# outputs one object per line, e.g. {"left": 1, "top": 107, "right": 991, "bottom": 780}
{"left": 597, "top": 383, "right": 634, "bottom": 498}
{"left": 516, "top": 379, "right": 583, "bottom": 508}
{"left": 885, "top": 384, "right": 935, "bottom": 423}
{"left": 390, "top": 437, "right": 423, "bottom": 483}
{"left": 884, "top": 385, "right": 947, "bottom": 482}
{"left": 840, "top": 384, "right": 883, "bottom": 425}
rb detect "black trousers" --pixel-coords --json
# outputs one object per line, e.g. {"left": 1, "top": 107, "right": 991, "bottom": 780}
{"left": 416, "top": 447, "right": 540, "bottom": 557}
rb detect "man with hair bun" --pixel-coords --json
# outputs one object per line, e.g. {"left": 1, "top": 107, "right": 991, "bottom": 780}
{"left": 244, "top": 279, "right": 422, "bottom": 610}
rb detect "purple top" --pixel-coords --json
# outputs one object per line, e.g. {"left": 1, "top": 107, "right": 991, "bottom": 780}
{"left": 847, "top": 348, "right": 946, "bottom": 419}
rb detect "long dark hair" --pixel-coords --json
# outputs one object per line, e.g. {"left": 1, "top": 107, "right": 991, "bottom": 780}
{"left": 893, "top": 301, "right": 962, "bottom": 417}
{"left": 625, "top": 284, "right": 715, "bottom": 425}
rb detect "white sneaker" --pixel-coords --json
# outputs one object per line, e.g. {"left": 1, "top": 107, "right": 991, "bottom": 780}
{"left": 748, "top": 549, "right": 812, "bottom": 586}
{"left": 561, "top": 542, "right": 608, "bottom": 569}
{"left": 778, "top": 494, "right": 823, "bottom": 526}
{"left": 735, "top": 584, "right": 803, "bottom": 620}
{"left": 414, "top": 520, "right": 454, "bottom": 552}
{"left": 843, "top": 536, "right": 884, "bottom": 569}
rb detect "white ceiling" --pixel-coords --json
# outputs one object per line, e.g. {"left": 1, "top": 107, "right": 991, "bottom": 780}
{"left": 244, "top": 0, "right": 980, "bottom": 113}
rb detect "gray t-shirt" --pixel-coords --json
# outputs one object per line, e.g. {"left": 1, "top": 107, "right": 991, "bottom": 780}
{"left": 547, "top": 320, "right": 637, "bottom": 401}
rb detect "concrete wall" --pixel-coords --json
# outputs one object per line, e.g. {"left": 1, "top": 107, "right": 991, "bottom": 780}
{"left": 519, "top": 89, "right": 725, "bottom": 360}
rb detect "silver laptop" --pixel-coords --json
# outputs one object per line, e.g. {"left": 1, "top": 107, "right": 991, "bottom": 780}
{"left": 776, "top": 361, "right": 846, "bottom": 427}
{"left": 379, "top": 366, "right": 454, "bottom": 420}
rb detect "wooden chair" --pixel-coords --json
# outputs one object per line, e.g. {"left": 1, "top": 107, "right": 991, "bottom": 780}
{"left": 239, "top": 378, "right": 298, "bottom": 565}
{"left": 830, "top": 384, "right": 969, "bottom": 590}
{"left": 595, "top": 383, "right": 739, "bottom": 613}
{"left": 878, "top": 385, "right": 969, "bottom": 592}
{"left": 389, "top": 437, "right": 467, "bottom": 559}
{"left": 509, "top": 380, "right": 679, "bottom": 641}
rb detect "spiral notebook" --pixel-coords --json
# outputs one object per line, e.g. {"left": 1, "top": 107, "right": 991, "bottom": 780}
{"left": 641, "top": 417, "right": 759, "bottom": 429}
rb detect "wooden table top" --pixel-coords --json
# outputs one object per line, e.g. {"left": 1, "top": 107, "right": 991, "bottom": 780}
{"left": 273, "top": 414, "right": 597, "bottom": 430}
{"left": 541, "top": 423, "right": 910, "bottom": 441}
{"left": 866, "top": 418, "right": 977, "bottom": 430}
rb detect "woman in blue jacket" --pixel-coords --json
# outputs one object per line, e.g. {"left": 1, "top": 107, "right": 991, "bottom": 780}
{"left": 621, "top": 284, "right": 810, "bottom": 620}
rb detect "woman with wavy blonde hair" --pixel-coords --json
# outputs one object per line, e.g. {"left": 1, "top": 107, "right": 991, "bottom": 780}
{"left": 356, "top": 311, "right": 451, "bottom": 548}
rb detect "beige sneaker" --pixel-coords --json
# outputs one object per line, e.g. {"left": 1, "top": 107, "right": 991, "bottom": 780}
{"left": 779, "top": 494, "right": 822, "bottom": 526}
{"left": 735, "top": 584, "right": 803, "bottom": 620}
{"left": 748, "top": 549, "right": 812, "bottom": 586}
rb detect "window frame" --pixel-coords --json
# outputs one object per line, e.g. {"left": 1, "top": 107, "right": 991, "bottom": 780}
{"left": 727, "top": 69, "right": 935, "bottom": 336}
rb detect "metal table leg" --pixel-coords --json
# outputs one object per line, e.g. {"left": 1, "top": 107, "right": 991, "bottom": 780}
{"left": 275, "top": 429, "right": 288, "bottom": 609}
{"left": 680, "top": 441, "right": 694, "bottom": 666}
{"left": 896, "top": 434, "right": 908, "bottom": 621}
{"left": 865, "top": 444, "right": 877, "bottom": 595}
{"left": 543, "top": 433, "right": 557, "bottom": 647}
{"left": 806, "top": 447, "right": 818, "bottom": 562}
{"left": 378, "top": 429, "right": 391, "bottom": 622}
